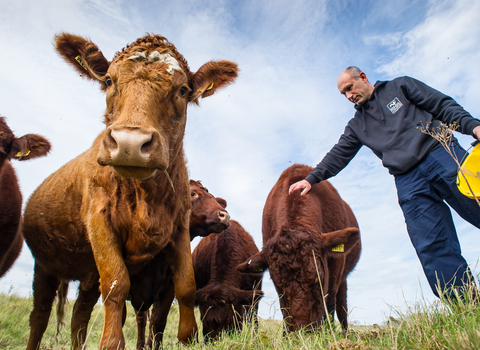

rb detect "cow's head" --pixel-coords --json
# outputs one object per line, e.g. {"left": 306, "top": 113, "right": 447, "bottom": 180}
{"left": 195, "top": 284, "right": 263, "bottom": 341}
{"left": 54, "top": 33, "right": 238, "bottom": 180}
{"left": 0, "top": 117, "right": 51, "bottom": 167}
{"left": 189, "top": 180, "right": 230, "bottom": 240}
{"left": 237, "top": 226, "right": 359, "bottom": 331}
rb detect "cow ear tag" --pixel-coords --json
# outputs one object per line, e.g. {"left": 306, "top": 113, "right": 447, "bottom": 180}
{"left": 332, "top": 244, "right": 344, "bottom": 253}
{"left": 15, "top": 150, "right": 31, "bottom": 158}
{"left": 75, "top": 55, "right": 89, "bottom": 71}
{"left": 206, "top": 82, "right": 214, "bottom": 91}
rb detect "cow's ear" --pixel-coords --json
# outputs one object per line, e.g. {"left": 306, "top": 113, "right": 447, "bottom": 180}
{"left": 323, "top": 227, "right": 360, "bottom": 256}
{"left": 54, "top": 32, "right": 110, "bottom": 86}
{"left": 190, "top": 60, "right": 238, "bottom": 102}
{"left": 235, "top": 289, "right": 264, "bottom": 305}
{"left": 216, "top": 197, "right": 227, "bottom": 209}
{"left": 236, "top": 251, "right": 268, "bottom": 273}
{"left": 10, "top": 134, "right": 51, "bottom": 161}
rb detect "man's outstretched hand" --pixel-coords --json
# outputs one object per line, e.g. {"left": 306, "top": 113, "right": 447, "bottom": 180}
{"left": 288, "top": 180, "right": 312, "bottom": 196}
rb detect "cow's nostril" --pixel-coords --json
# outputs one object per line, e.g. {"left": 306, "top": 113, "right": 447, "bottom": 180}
{"left": 106, "top": 130, "right": 118, "bottom": 150}
{"left": 141, "top": 138, "right": 154, "bottom": 153}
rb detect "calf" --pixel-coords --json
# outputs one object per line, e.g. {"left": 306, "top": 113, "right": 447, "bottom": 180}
{"left": 131, "top": 180, "right": 230, "bottom": 349}
{"left": 0, "top": 116, "right": 50, "bottom": 277}
{"left": 23, "top": 33, "right": 237, "bottom": 350}
{"left": 194, "top": 220, "right": 263, "bottom": 340}
{"left": 237, "top": 164, "right": 360, "bottom": 331}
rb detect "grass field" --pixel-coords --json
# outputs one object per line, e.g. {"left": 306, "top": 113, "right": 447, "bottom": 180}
{"left": 1, "top": 284, "right": 480, "bottom": 350}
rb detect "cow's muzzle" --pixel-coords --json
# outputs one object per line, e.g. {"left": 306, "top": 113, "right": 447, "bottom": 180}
{"left": 97, "top": 126, "right": 168, "bottom": 180}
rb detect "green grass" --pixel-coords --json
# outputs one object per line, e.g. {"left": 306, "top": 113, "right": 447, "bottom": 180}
{"left": 1, "top": 284, "right": 480, "bottom": 349}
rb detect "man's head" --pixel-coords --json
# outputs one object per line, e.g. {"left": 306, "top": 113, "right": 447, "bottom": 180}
{"left": 337, "top": 66, "right": 374, "bottom": 105}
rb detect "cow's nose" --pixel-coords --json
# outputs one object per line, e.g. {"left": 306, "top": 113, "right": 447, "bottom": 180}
{"left": 217, "top": 210, "right": 230, "bottom": 226}
{"left": 110, "top": 129, "right": 154, "bottom": 159}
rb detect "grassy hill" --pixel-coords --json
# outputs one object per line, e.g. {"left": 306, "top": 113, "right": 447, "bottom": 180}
{"left": 1, "top": 285, "right": 480, "bottom": 349}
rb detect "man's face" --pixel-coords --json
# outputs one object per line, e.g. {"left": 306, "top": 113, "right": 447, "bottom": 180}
{"left": 337, "top": 71, "right": 372, "bottom": 105}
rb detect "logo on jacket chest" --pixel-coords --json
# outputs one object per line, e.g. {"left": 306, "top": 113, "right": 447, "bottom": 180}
{"left": 387, "top": 97, "right": 403, "bottom": 114}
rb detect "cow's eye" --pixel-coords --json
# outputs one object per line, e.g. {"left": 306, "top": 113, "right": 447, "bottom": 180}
{"left": 105, "top": 78, "right": 112, "bottom": 87}
{"left": 180, "top": 87, "right": 187, "bottom": 96}
{"left": 191, "top": 192, "right": 196, "bottom": 197}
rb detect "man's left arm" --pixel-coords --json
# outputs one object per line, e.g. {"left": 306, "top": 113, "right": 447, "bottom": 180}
{"left": 402, "top": 76, "right": 480, "bottom": 139}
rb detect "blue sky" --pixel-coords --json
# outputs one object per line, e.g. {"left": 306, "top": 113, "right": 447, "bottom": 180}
{"left": 1, "top": 0, "right": 479, "bottom": 326}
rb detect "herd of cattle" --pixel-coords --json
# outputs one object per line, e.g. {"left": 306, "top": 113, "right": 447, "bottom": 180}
{"left": 0, "top": 32, "right": 361, "bottom": 349}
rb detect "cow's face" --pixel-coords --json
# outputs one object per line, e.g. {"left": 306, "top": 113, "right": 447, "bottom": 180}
{"left": 189, "top": 180, "right": 230, "bottom": 239}
{"left": 54, "top": 33, "right": 238, "bottom": 181}
{"left": 0, "top": 117, "right": 51, "bottom": 165}
{"left": 96, "top": 50, "right": 189, "bottom": 180}
{"left": 237, "top": 227, "right": 359, "bottom": 331}
{"left": 196, "top": 285, "right": 263, "bottom": 341}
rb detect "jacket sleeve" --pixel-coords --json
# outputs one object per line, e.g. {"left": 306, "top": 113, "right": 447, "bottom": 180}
{"left": 402, "top": 76, "right": 480, "bottom": 136}
{"left": 305, "top": 125, "right": 362, "bottom": 185}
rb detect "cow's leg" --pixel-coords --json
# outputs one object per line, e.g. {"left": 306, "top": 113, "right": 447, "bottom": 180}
{"left": 170, "top": 220, "right": 198, "bottom": 343}
{"left": 71, "top": 279, "right": 101, "bottom": 349}
{"left": 89, "top": 213, "right": 130, "bottom": 350}
{"left": 26, "top": 263, "right": 61, "bottom": 350}
{"left": 0, "top": 229, "right": 22, "bottom": 276}
{"left": 136, "top": 310, "right": 148, "bottom": 350}
{"left": 147, "top": 284, "right": 175, "bottom": 350}
{"left": 335, "top": 279, "right": 348, "bottom": 330}
{"left": 325, "top": 257, "right": 345, "bottom": 324}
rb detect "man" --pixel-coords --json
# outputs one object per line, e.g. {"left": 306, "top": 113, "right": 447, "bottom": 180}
{"left": 289, "top": 66, "right": 480, "bottom": 298}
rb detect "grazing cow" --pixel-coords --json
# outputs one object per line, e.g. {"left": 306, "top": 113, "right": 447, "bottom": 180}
{"left": 237, "top": 164, "right": 360, "bottom": 331}
{"left": 131, "top": 179, "right": 230, "bottom": 349}
{"left": 0, "top": 117, "right": 50, "bottom": 277}
{"left": 22, "top": 33, "right": 238, "bottom": 350}
{"left": 193, "top": 219, "right": 263, "bottom": 341}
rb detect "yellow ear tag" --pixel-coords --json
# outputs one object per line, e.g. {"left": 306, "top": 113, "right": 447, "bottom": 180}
{"left": 332, "top": 244, "right": 344, "bottom": 253}
{"left": 206, "top": 82, "right": 214, "bottom": 91}
{"left": 15, "top": 150, "right": 31, "bottom": 158}
{"left": 75, "top": 55, "right": 88, "bottom": 71}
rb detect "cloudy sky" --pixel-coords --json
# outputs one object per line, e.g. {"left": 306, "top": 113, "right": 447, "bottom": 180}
{"left": 1, "top": 0, "right": 480, "bottom": 326}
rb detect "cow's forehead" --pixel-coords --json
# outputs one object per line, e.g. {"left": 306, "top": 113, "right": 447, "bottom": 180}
{"left": 125, "top": 50, "right": 183, "bottom": 75}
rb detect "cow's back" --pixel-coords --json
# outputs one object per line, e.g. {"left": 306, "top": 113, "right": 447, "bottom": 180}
{"left": 193, "top": 220, "right": 259, "bottom": 288}
{"left": 262, "top": 164, "right": 357, "bottom": 243}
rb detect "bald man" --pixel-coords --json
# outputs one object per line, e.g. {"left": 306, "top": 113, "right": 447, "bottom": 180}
{"left": 289, "top": 67, "right": 480, "bottom": 298}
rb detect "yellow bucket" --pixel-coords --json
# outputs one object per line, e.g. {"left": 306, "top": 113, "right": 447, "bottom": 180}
{"left": 456, "top": 142, "right": 480, "bottom": 199}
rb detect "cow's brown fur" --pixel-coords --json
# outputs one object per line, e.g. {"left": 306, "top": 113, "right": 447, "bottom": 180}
{"left": 194, "top": 219, "right": 263, "bottom": 341}
{"left": 131, "top": 180, "right": 230, "bottom": 350}
{"left": 237, "top": 164, "right": 360, "bottom": 331}
{"left": 22, "top": 33, "right": 237, "bottom": 350}
{"left": 0, "top": 117, "right": 50, "bottom": 277}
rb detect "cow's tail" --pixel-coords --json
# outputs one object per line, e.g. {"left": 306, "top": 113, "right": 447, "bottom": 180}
{"left": 56, "top": 279, "right": 69, "bottom": 338}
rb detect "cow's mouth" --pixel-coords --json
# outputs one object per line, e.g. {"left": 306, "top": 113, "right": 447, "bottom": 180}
{"left": 208, "top": 223, "right": 229, "bottom": 234}
{"left": 112, "top": 165, "right": 157, "bottom": 180}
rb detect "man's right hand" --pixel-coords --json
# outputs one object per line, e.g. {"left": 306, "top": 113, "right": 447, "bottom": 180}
{"left": 288, "top": 180, "right": 312, "bottom": 196}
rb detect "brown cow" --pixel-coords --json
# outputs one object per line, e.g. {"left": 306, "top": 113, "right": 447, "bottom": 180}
{"left": 22, "top": 33, "right": 238, "bottom": 350}
{"left": 132, "top": 179, "right": 230, "bottom": 349}
{"left": 237, "top": 164, "right": 360, "bottom": 331}
{"left": 0, "top": 116, "right": 50, "bottom": 277}
{"left": 193, "top": 219, "right": 263, "bottom": 341}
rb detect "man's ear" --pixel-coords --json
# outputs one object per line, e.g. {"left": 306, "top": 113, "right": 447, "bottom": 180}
{"left": 190, "top": 60, "right": 238, "bottom": 102}
{"left": 236, "top": 251, "right": 268, "bottom": 273}
{"left": 54, "top": 32, "right": 110, "bottom": 87}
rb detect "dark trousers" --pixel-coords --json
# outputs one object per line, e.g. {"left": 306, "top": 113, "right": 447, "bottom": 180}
{"left": 394, "top": 142, "right": 480, "bottom": 297}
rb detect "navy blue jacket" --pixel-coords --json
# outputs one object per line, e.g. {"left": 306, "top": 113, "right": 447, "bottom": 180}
{"left": 305, "top": 76, "right": 480, "bottom": 184}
